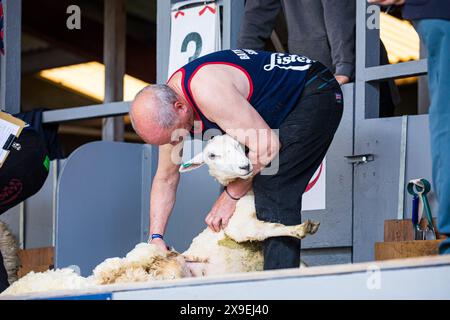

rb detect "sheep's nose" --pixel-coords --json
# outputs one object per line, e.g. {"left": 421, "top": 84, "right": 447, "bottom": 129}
{"left": 240, "top": 164, "right": 251, "bottom": 171}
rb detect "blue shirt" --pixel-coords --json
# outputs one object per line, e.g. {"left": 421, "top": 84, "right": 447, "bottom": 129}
{"left": 403, "top": 0, "right": 450, "bottom": 21}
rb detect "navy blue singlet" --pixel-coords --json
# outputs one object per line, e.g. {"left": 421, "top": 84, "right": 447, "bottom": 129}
{"left": 171, "top": 49, "right": 314, "bottom": 135}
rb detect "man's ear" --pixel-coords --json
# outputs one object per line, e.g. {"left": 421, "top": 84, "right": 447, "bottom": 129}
{"left": 179, "top": 152, "right": 205, "bottom": 173}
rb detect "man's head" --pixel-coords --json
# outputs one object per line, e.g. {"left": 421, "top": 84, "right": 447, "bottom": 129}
{"left": 130, "top": 84, "right": 193, "bottom": 145}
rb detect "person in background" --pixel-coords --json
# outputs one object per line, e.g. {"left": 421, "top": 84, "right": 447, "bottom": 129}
{"left": 237, "top": 0, "right": 401, "bottom": 117}
{"left": 369, "top": 0, "right": 450, "bottom": 254}
{"left": 0, "top": 109, "right": 62, "bottom": 292}
{"left": 237, "top": 0, "right": 355, "bottom": 85}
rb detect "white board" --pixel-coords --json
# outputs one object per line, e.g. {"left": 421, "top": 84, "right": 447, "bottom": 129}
{"left": 302, "top": 159, "right": 326, "bottom": 211}
{"left": 167, "top": 1, "right": 220, "bottom": 79}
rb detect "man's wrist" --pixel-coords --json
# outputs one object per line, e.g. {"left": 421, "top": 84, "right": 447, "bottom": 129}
{"left": 224, "top": 180, "right": 252, "bottom": 201}
{"left": 224, "top": 186, "right": 241, "bottom": 201}
{"left": 148, "top": 233, "right": 164, "bottom": 243}
{"left": 151, "top": 233, "right": 164, "bottom": 240}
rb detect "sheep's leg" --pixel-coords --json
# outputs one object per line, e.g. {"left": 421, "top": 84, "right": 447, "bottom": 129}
{"left": 227, "top": 219, "right": 320, "bottom": 242}
{"left": 256, "top": 219, "right": 319, "bottom": 240}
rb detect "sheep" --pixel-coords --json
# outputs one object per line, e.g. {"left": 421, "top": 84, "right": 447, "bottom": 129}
{"left": 0, "top": 135, "right": 320, "bottom": 296}
{"left": 179, "top": 134, "right": 320, "bottom": 277}
{"left": 1, "top": 242, "right": 191, "bottom": 296}
{"left": 0, "top": 221, "right": 20, "bottom": 285}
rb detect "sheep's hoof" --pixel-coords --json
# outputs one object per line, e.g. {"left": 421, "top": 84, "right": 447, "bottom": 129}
{"left": 292, "top": 220, "right": 319, "bottom": 239}
{"left": 306, "top": 220, "right": 320, "bottom": 235}
{"left": 300, "top": 219, "right": 320, "bottom": 236}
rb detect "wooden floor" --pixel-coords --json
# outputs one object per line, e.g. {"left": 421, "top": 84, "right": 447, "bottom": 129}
{"left": 2, "top": 255, "right": 450, "bottom": 300}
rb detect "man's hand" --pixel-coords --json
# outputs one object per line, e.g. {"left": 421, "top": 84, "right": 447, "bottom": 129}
{"left": 335, "top": 75, "right": 350, "bottom": 85}
{"left": 149, "top": 237, "right": 169, "bottom": 252}
{"left": 367, "top": 0, "right": 405, "bottom": 6}
{"left": 205, "top": 190, "right": 238, "bottom": 232}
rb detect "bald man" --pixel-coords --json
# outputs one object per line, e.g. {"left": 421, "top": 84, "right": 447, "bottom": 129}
{"left": 131, "top": 49, "right": 343, "bottom": 270}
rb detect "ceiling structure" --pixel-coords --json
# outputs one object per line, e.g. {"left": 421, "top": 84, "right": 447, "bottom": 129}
{"left": 22, "top": 0, "right": 156, "bottom": 82}
{"left": 19, "top": 1, "right": 420, "bottom": 154}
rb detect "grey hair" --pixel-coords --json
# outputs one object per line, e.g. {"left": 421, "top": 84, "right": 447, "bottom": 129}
{"left": 133, "top": 84, "right": 179, "bottom": 129}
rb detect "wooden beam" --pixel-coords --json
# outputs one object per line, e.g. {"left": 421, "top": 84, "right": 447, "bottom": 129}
{"left": 375, "top": 240, "right": 444, "bottom": 261}
{"left": 102, "top": 0, "right": 126, "bottom": 141}
{"left": 22, "top": 48, "right": 88, "bottom": 75}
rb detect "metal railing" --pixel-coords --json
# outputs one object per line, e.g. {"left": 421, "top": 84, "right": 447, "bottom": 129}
{"left": 355, "top": 1, "right": 427, "bottom": 120}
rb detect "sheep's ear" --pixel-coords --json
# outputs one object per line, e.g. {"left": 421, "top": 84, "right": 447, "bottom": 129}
{"left": 179, "top": 153, "right": 205, "bottom": 173}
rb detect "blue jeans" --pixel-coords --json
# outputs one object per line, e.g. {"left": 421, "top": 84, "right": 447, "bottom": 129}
{"left": 415, "top": 19, "right": 450, "bottom": 254}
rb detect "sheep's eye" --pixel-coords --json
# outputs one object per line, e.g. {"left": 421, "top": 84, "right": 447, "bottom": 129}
{"left": 208, "top": 153, "right": 216, "bottom": 160}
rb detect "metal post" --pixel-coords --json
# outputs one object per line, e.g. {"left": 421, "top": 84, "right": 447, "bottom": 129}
{"left": 51, "top": 160, "right": 59, "bottom": 247}
{"left": 102, "top": 0, "right": 126, "bottom": 141}
{"left": 222, "top": 0, "right": 244, "bottom": 50}
{"left": 418, "top": 42, "right": 430, "bottom": 115}
{"left": 156, "top": 0, "right": 172, "bottom": 83}
{"left": 355, "top": 1, "right": 380, "bottom": 121}
{"left": 355, "top": 0, "right": 367, "bottom": 122}
{"left": 0, "top": 0, "right": 21, "bottom": 114}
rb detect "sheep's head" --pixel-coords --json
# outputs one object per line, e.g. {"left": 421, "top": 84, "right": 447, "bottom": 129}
{"left": 179, "top": 135, "right": 253, "bottom": 186}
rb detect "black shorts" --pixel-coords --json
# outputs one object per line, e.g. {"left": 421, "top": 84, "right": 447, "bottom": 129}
{"left": 252, "top": 61, "right": 343, "bottom": 269}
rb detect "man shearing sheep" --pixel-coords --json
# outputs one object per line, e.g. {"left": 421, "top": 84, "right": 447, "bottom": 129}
{"left": 130, "top": 49, "right": 343, "bottom": 270}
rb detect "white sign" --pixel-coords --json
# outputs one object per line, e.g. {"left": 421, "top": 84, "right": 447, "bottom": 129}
{"left": 167, "top": 1, "right": 220, "bottom": 79}
{"left": 301, "top": 159, "right": 326, "bottom": 211}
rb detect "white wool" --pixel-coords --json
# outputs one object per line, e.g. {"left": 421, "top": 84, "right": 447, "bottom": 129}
{"left": 91, "top": 257, "right": 125, "bottom": 285}
{"left": 1, "top": 268, "right": 93, "bottom": 296}
{"left": 125, "top": 242, "right": 168, "bottom": 263}
{"left": 2, "top": 243, "right": 186, "bottom": 296}
{"left": 183, "top": 228, "right": 263, "bottom": 277}
{"left": 92, "top": 243, "right": 189, "bottom": 285}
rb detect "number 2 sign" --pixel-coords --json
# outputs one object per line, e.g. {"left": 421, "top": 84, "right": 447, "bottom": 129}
{"left": 167, "top": 1, "right": 220, "bottom": 79}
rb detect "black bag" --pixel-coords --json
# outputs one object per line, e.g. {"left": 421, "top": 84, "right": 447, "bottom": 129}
{"left": 0, "top": 109, "right": 61, "bottom": 215}
{"left": 0, "top": 127, "right": 50, "bottom": 214}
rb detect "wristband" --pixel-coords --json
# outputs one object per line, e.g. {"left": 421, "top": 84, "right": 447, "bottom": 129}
{"left": 151, "top": 233, "right": 164, "bottom": 240}
{"left": 224, "top": 186, "right": 241, "bottom": 201}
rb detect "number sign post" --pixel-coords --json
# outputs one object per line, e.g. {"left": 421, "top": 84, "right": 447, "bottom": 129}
{"left": 168, "top": 2, "right": 220, "bottom": 78}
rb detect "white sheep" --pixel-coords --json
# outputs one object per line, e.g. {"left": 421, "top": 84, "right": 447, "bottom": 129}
{"left": 179, "top": 134, "right": 319, "bottom": 276}
{"left": 1, "top": 135, "right": 320, "bottom": 296}
{"left": 2, "top": 242, "right": 191, "bottom": 296}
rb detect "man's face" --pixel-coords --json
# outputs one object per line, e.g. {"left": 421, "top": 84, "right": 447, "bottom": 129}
{"left": 131, "top": 95, "right": 191, "bottom": 146}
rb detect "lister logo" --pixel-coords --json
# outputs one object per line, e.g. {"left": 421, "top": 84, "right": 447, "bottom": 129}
{"left": 264, "top": 53, "right": 312, "bottom": 72}
{"left": 0, "top": 179, "right": 23, "bottom": 205}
